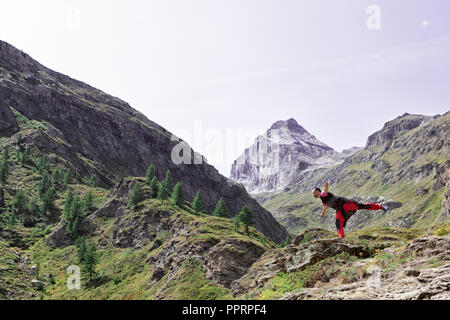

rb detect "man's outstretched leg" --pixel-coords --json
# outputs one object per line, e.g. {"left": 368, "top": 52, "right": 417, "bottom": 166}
{"left": 358, "top": 203, "right": 388, "bottom": 211}
{"left": 335, "top": 210, "right": 345, "bottom": 238}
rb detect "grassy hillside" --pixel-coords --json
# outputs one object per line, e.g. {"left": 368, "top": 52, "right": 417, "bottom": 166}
{"left": 0, "top": 116, "right": 277, "bottom": 299}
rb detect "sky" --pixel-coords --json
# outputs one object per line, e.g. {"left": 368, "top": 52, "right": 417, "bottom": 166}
{"left": 1, "top": 0, "right": 449, "bottom": 176}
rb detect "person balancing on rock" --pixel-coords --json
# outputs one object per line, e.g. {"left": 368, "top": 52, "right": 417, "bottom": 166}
{"left": 313, "top": 182, "right": 388, "bottom": 239}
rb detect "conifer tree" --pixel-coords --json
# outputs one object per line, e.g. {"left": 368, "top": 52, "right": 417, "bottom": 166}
{"left": 64, "top": 190, "right": 74, "bottom": 219}
{"left": 7, "top": 207, "right": 16, "bottom": 227}
{"left": 20, "top": 146, "right": 30, "bottom": 166}
{"left": 212, "top": 197, "right": 228, "bottom": 218}
{"left": 65, "top": 195, "right": 82, "bottom": 238}
{"left": 75, "top": 237, "right": 98, "bottom": 282}
{"left": 233, "top": 214, "right": 241, "bottom": 232}
{"left": 51, "top": 168, "right": 63, "bottom": 185}
{"left": 149, "top": 176, "right": 159, "bottom": 198}
{"left": 38, "top": 155, "right": 49, "bottom": 174}
{"left": 75, "top": 237, "right": 87, "bottom": 264}
{"left": 82, "top": 191, "right": 93, "bottom": 213}
{"left": 145, "top": 165, "right": 155, "bottom": 185}
{"left": 129, "top": 182, "right": 144, "bottom": 208}
{"left": 89, "top": 175, "right": 97, "bottom": 188}
{"left": 37, "top": 173, "right": 50, "bottom": 196}
{"left": 157, "top": 179, "right": 170, "bottom": 200}
{"left": 171, "top": 182, "right": 184, "bottom": 207}
{"left": 63, "top": 168, "right": 73, "bottom": 185}
{"left": 13, "top": 188, "right": 27, "bottom": 213}
{"left": 83, "top": 241, "right": 97, "bottom": 281}
{"left": 28, "top": 196, "right": 38, "bottom": 215}
{"left": 192, "top": 190, "right": 203, "bottom": 214}
{"left": 164, "top": 170, "right": 172, "bottom": 193}
{"left": 40, "top": 186, "right": 55, "bottom": 216}
{"left": 1, "top": 147, "right": 9, "bottom": 161}
{"left": 0, "top": 160, "right": 9, "bottom": 184}
{"left": 238, "top": 206, "right": 254, "bottom": 234}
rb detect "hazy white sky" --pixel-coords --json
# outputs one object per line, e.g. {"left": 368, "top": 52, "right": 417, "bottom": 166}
{"left": 1, "top": 0, "right": 449, "bottom": 176}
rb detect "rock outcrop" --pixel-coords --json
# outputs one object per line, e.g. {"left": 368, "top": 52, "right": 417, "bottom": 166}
{"left": 280, "top": 236, "right": 450, "bottom": 300}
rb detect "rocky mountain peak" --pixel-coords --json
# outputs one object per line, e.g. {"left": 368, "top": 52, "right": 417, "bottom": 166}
{"left": 230, "top": 118, "right": 346, "bottom": 194}
{"left": 269, "top": 118, "right": 307, "bottom": 134}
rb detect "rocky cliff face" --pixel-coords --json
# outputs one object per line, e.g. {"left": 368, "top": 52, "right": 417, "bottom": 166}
{"left": 230, "top": 118, "right": 355, "bottom": 194}
{"left": 0, "top": 40, "right": 288, "bottom": 243}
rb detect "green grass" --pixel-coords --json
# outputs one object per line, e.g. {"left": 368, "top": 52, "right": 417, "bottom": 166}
{"left": 162, "top": 259, "right": 232, "bottom": 300}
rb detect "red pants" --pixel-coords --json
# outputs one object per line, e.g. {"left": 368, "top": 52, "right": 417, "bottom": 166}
{"left": 336, "top": 201, "right": 383, "bottom": 238}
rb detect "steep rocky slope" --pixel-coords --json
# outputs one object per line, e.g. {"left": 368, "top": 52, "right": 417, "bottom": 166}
{"left": 255, "top": 112, "right": 449, "bottom": 234}
{"left": 23, "top": 178, "right": 276, "bottom": 300}
{"left": 230, "top": 118, "right": 359, "bottom": 193}
{"left": 0, "top": 40, "right": 287, "bottom": 243}
{"left": 4, "top": 176, "right": 448, "bottom": 300}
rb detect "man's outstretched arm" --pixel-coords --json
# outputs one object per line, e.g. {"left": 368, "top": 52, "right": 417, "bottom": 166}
{"left": 321, "top": 204, "right": 328, "bottom": 217}
{"left": 324, "top": 181, "right": 329, "bottom": 194}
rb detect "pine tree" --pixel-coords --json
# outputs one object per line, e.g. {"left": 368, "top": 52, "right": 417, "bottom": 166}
{"left": 15, "top": 148, "right": 20, "bottom": 161}
{"left": 83, "top": 241, "right": 97, "bottom": 281}
{"left": 89, "top": 175, "right": 97, "bottom": 188}
{"left": 129, "top": 182, "right": 144, "bottom": 208}
{"left": 75, "top": 237, "right": 97, "bottom": 282}
{"left": 63, "top": 190, "right": 74, "bottom": 219}
{"left": 38, "top": 155, "right": 49, "bottom": 174}
{"left": 145, "top": 165, "right": 155, "bottom": 185}
{"left": 0, "top": 160, "right": 9, "bottom": 184}
{"left": 75, "top": 237, "right": 87, "bottom": 264}
{"left": 164, "top": 170, "right": 172, "bottom": 193}
{"left": 63, "top": 168, "right": 73, "bottom": 185}
{"left": 238, "top": 206, "right": 254, "bottom": 234}
{"left": 13, "top": 188, "right": 27, "bottom": 213}
{"left": 149, "top": 176, "right": 159, "bottom": 198}
{"left": 82, "top": 191, "right": 93, "bottom": 213}
{"left": 37, "top": 173, "right": 50, "bottom": 196}
{"left": 7, "top": 209, "right": 16, "bottom": 227}
{"left": 65, "top": 195, "right": 82, "bottom": 238}
{"left": 212, "top": 197, "right": 228, "bottom": 218}
{"left": 41, "top": 186, "right": 55, "bottom": 216}
{"left": 20, "top": 146, "right": 30, "bottom": 166}
{"left": 157, "top": 179, "right": 170, "bottom": 200}
{"left": 51, "top": 168, "right": 63, "bottom": 185}
{"left": 28, "top": 196, "right": 38, "bottom": 215}
{"left": 1, "top": 147, "right": 9, "bottom": 161}
{"left": 192, "top": 190, "right": 203, "bottom": 214}
{"left": 171, "top": 182, "right": 184, "bottom": 207}
{"left": 233, "top": 214, "right": 241, "bottom": 232}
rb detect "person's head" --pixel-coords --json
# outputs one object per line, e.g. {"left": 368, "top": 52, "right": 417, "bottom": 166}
{"left": 312, "top": 188, "right": 321, "bottom": 198}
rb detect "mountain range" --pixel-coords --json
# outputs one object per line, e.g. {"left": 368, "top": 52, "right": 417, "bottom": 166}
{"left": 239, "top": 113, "right": 449, "bottom": 234}
{"left": 0, "top": 40, "right": 448, "bottom": 300}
